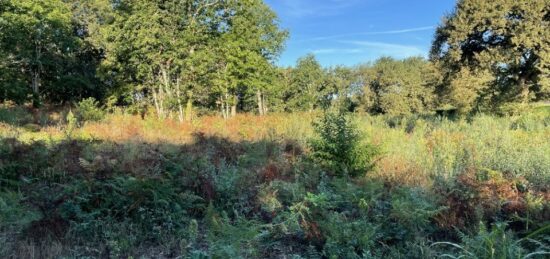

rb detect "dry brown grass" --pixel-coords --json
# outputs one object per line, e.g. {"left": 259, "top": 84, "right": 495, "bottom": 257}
{"left": 368, "top": 155, "right": 430, "bottom": 187}
{"left": 75, "top": 113, "right": 312, "bottom": 145}
{"left": 434, "top": 168, "right": 547, "bottom": 229}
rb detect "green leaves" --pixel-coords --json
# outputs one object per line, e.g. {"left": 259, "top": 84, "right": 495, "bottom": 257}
{"left": 310, "top": 110, "right": 377, "bottom": 177}
{"left": 76, "top": 97, "right": 105, "bottom": 123}
{"left": 100, "top": 0, "right": 287, "bottom": 118}
{"left": 286, "top": 54, "right": 327, "bottom": 112}
{"left": 0, "top": 0, "right": 104, "bottom": 105}
{"left": 364, "top": 57, "right": 438, "bottom": 115}
{"left": 431, "top": 0, "right": 550, "bottom": 112}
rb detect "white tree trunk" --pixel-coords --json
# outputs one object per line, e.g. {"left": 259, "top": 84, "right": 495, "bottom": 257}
{"left": 176, "top": 78, "right": 184, "bottom": 122}
{"left": 152, "top": 89, "right": 162, "bottom": 119}
{"left": 257, "top": 89, "right": 264, "bottom": 116}
{"left": 262, "top": 93, "right": 268, "bottom": 115}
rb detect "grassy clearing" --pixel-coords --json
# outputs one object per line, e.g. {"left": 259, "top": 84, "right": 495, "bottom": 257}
{"left": 0, "top": 106, "right": 549, "bottom": 258}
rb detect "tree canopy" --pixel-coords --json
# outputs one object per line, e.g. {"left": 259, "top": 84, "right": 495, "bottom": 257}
{"left": 0, "top": 0, "right": 103, "bottom": 105}
{"left": 0, "top": 0, "right": 548, "bottom": 116}
{"left": 431, "top": 0, "right": 550, "bottom": 113}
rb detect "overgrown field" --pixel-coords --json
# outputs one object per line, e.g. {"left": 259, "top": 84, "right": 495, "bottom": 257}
{"left": 1, "top": 105, "right": 549, "bottom": 258}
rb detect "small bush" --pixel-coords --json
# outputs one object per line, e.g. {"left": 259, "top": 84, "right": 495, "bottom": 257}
{"left": 64, "top": 110, "right": 78, "bottom": 138}
{"left": 310, "top": 110, "right": 377, "bottom": 177}
{"left": 76, "top": 98, "right": 105, "bottom": 123}
{"left": 0, "top": 105, "right": 33, "bottom": 126}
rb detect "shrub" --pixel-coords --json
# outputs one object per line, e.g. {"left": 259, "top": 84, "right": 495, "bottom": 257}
{"left": 64, "top": 110, "right": 78, "bottom": 138}
{"left": 320, "top": 212, "right": 379, "bottom": 258}
{"left": 389, "top": 187, "right": 442, "bottom": 236}
{"left": 76, "top": 98, "right": 105, "bottom": 123}
{"left": 0, "top": 105, "right": 33, "bottom": 126}
{"left": 498, "top": 102, "right": 532, "bottom": 116}
{"left": 309, "top": 110, "right": 377, "bottom": 177}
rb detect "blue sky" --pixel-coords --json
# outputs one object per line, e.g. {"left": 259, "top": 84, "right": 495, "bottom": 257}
{"left": 264, "top": 0, "right": 457, "bottom": 67}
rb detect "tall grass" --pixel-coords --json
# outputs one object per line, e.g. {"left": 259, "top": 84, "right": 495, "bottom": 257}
{"left": 358, "top": 113, "right": 550, "bottom": 186}
{"left": 1, "top": 109, "right": 548, "bottom": 186}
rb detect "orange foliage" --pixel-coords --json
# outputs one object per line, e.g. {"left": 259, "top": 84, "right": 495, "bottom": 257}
{"left": 369, "top": 155, "right": 429, "bottom": 187}
{"left": 434, "top": 168, "right": 542, "bottom": 229}
{"left": 78, "top": 114, "right": 289, "bottom": 144}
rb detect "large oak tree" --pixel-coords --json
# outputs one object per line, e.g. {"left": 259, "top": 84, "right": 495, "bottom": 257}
{"left": 431, "top": 0, "right": 550, "bottom": 113}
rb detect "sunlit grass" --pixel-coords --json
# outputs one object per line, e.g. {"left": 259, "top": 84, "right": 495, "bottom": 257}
{"left": 3, "top": 109, "right": 548, "bottom": 188}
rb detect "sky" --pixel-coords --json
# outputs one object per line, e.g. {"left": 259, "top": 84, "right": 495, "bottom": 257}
{"left": 264, "top": 0, "right": 457, "bottom": 67}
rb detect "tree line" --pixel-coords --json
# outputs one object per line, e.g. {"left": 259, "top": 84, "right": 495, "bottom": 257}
{"left": 0, "top": 0, "right": 548, "bottom": 119}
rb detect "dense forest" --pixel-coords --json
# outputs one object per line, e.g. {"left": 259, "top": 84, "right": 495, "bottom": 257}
{"left": 0, "top": 0, "right": 549, "bottom": 258}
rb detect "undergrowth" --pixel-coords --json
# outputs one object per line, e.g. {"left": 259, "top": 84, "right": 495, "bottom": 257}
{"left": 0, "top": 107, "right": 548, "bottom": 258}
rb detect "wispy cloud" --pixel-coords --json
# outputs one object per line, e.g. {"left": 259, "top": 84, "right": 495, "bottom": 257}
{"left": 278, "top": 0, "right": 364, "bottom": 18}
{"left": 312, "top": 41, "right": 427, "bottom": 59}
{"left": 311, "top": 48, "right": 364, "bottom": 55}
{"left": 297, "top": 26, "right": 435, "bottom": 43}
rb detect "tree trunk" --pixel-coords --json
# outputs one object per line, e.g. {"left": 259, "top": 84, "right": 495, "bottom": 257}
{"left": 231, "top": 95, "right": 237, "bottom": 117}
{"left": 221, "top": 95, "right": 229, "bottom": 119}
{"left": 158, "top": 64, "right": 176, "bottom": 120}
{"left": 31, "top": 43, "right": 43, "bottom": 107}
{"left": 220, "top": 98, "right": 226, "bottom": 119}
{"left": 161, "top": 65, "right": 171, "bottom": 96}
{"left": 31, "top": 69, "right": 41, "bottom": 107}
{"left": 257, "top": 90, "right": 264, "bottom": 116}
{"left": 262, "top": 93, "right": 268, "bottom": 115}
{"left": 176, "top": 79, "right": 184, "bottom": 122}
{"left": 231, "top": 105, "right": 237, "bottom": 117}
{"left": 152, "top": 89, "right": 162, "bottom": 119}
{"left": 519, "top": 77, "right": 529, "bottom": 104}
{"left": 157, "top": 84, "right": 166, "bottom": 119}
{"left": 185, "top": 99, "right": 193, "bottom": 122}
{"left": 31, "top": 69, "right": 40, "bottom": 95}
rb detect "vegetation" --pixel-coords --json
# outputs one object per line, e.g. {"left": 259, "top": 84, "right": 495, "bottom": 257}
{"left": 431, "top": 0, "right": 550, "bottom": 112}
{"left": 1, "top": 0, "right": 547, "bottom": 117}
{"left": 0, "top": 0, "right": 549, "bottom": 257}
{"left": 309, "top": 110, "right": 378, "bottom": 177}
{"left": 0, "top": 107, "right": 548, "bottom": 258}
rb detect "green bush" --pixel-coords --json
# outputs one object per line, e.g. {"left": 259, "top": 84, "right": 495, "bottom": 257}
{"left": 310, "top": 110, "right": 378, "bottom": 177}
{"left": 511, "top": 111, "right": 549, "bottom": 131}
{"left": 0, "top": 105, "right": 33, "bottom": 126}
{"left": 76, "top": 97, "right": 105, "bottom": 123}
{"left": 0, "top": 191, "right": 40, "bottom": 230}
